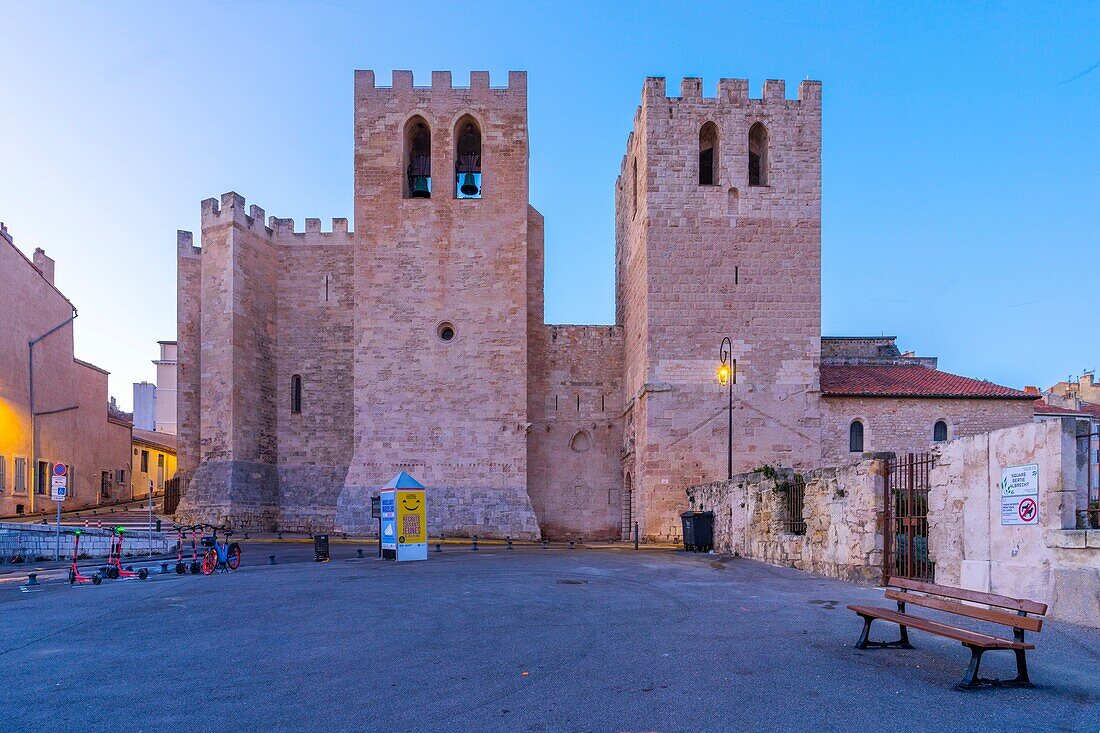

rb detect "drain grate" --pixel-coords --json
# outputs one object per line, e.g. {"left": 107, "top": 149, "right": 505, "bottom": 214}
{"left": 556, "top": 579, "right": 587, "bottom": 585}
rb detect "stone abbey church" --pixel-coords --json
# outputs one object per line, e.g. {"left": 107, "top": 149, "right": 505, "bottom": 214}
{"left": 175, "top": 70, "right": 1036, "bottom": 541}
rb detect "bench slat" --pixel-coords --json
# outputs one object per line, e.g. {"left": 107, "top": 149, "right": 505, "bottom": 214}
{"left": 885, "top": 590, "right": 1043, "bottom": 633}
{"left": 848, "top": 605, "right": 1033, "bottom": 650}
{"left": 887, "top": 577, "right": 1047, "bottom": 615}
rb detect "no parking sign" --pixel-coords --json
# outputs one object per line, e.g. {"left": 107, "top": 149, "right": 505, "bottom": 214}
{"left": 50, "top": 463, "right": 68, "bottom": 501}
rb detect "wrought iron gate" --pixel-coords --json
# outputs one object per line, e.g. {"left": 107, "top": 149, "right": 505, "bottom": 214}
{"left": 163, "top": 476, "right": 181, "bottom": 515}
{"left": 884, "top": 452, "right": 934, "bottom": 582}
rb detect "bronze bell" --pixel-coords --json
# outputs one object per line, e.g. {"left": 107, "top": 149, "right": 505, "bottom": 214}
{"left": 410, "top": 176, "right": 431, "bottom": 198}
{"left": 460, "top": 173, "right": 479, "bottom": 196}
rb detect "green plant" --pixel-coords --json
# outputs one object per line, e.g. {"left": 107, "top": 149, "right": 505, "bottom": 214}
{"left": 754, "top": 464, "right": 778, "bottom": 480}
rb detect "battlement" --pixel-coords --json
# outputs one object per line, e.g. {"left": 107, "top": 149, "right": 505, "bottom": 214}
{"left": 199, "top": 192, "right": 352, "bottom": 244}
{"left": 354, "top": 69, "right": 526, "bottom": 98}
{"left": 642, "top": 76, "right": 821, "bottom": 106}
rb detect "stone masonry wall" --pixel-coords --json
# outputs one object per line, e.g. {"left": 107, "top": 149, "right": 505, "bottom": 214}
{"left": 336, "top": 71, "right": 538, "bottom": 539}
{"left": 273, "top": 219, "right": 355, "bottom": 530}
{"left": 617, "top": 77, "right": 823, "bottom": 542}
{"left": 822, "top": 396, "right": 1035, "bottom": 467}
{"left": 0, "top": 522, "right": 169, "bottom": 561}
{"left": 527, "top": 325, "right": 624, "bottom": 539}
{"left": 928, "top": 419, "right": 1099, "bottom": 627}
{"left": 686, "top": 457, "right": 888, "bottom": 584}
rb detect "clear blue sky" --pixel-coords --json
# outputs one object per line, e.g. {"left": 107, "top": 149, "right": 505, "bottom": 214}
{"left": 2, "top": 2, "right": 1097, "bottom": 410}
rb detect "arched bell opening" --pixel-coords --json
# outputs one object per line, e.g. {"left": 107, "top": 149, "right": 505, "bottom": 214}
{"left": 404, "top": 116, "right": 432, "bottom": 199}
{"left": 454, "top": 115, "right": 482, "bottom": 199}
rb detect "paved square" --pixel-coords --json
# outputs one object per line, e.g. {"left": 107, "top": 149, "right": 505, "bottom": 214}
{"left": 2, "top": 546, "right": 1097, "bottom": 732}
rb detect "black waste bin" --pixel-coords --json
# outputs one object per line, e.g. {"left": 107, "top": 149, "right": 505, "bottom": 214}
{"left": 314, "top": 534, "right": 330, "bottom": 562}
{"left": 681, "top": 511, "right": 714, "bottom": 552}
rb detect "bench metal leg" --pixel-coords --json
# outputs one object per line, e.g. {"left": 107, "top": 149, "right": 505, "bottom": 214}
{"left": 959, "top": 646, "right": 985, "bottom": 689}
{"left": 1013, "top": 648, "right": 1032, "bottom": 686}
{"left": 958, "top": 646, "right": 1034, "bottom": 690}
{"left": 855, "top": 615, "right": 914, "bottom": 650}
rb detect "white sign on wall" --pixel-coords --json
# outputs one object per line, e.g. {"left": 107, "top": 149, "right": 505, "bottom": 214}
{"left": 1000, "top": 463, "right": 1039, "bottom": 526}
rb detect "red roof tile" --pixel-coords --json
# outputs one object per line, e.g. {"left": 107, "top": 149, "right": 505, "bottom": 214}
{"left": 1033, "top": 400, "right": 1088, "bottom": 416}
{"left": 1034, "top": 396, "right": 1086, "bottom": 413}
{"left": 821, "top": 365, "right": 1034, "bottom": 400}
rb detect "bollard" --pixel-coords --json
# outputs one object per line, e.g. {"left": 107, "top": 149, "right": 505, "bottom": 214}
{"left": 506, "top": 536, "right": 513, "bottom": 550}
{"left": 278, "top": 532, "right": 283, "bottom": 540}
{"left": 569, "top": 540, "right": 575, "bottom": 550}
{"left": 25, "top": 573, "right": 39, "bottom": 586}
{"left": 244, "top": 532, "right": 249, "bottom": 540}
{"left": 435, "top": 543, "right": 442, "bottom": 553}
{"left": 160, "top": 563, "right": 170, "bottom": 574}
{"left": 541, "top": 539, "right": 548, "bottom": 549}
{"left": 268, "top": 555, "right": 277, "bottom": 565}
{"left": 634, "top": 521, "right": 639, "bottom": 550}
{"left": 356, "top": 548, "right": 364, "bottom": 558}
{"left": 471, "top": 535, "right": 479, "bottom": 552}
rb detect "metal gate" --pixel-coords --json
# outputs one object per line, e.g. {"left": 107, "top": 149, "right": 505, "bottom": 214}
{"left": 884, "top": 452, "right": 934, "bottom": 582}
{"left": 1080, "top": 430, "right": 1100, "bottom": 529}
{"left": 163, "top": 476, "right": 181, "bottom": 515}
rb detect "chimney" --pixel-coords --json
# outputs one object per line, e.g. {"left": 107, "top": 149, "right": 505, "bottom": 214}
{"left": 33, "top": 248, "right": 55, "bottom": 286}
{"left": 1023, "top": 386, "right": 1039, "bottom": 396}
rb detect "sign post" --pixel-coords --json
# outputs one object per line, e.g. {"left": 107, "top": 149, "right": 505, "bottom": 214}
{"left": 1001, "top": 463, "right": 1039, "bottom": 526}
{"left": 50, "top": 463, "right": 68, "bottom": 560}
{"left": 371, "top": 496, "right": 382, "bottom": 557}
{"left": 148, "top": 480, "right": 154, "bottom": 557}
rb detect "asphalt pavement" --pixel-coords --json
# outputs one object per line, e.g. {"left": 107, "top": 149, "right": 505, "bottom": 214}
{"left": 1, "top": 543, "right": 1097, "bottom": 732}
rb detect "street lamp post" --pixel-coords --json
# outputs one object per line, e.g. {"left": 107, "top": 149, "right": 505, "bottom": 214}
{"left": 716, "top": 337, "right": 736, "bottom": 480}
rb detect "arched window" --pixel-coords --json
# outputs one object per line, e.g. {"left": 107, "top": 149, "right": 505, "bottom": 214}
{"left": 933, "top": 420, "right": 948, "bottom": 443}
{"left": 454, "top": 116, "right": 482, "bottom": 198}
{"left": 404, "top": 117, "right": 431, "bottom": 198}
{"left": 699, "top": 122, "right": 719, "bottom": 185}
{"left": 849, "top": 420, "right": 864, "bottom": 453}
{"left": 291, "top": 375, "right": 302, "bottom": 414}
{"left": 748, "top": 122, "right": 768, "bottom": 186}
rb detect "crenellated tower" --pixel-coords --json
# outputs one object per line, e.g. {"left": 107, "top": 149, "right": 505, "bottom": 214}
{"left": 334, "top": 70, "right": 540, "bottom": 538}
{"left": 616, "top": 77, "right": 823, "bottom": 540}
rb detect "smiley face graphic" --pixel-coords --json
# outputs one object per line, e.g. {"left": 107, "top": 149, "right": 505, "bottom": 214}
{"left": 400, "top": 494, "right": 422, "bottom": 512}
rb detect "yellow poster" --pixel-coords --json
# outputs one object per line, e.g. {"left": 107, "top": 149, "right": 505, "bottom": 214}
{"left": 396, "top": 490, "right": 426, "bottom": 545}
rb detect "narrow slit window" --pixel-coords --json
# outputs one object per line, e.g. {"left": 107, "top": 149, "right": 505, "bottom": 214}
{"left": 748, "top": 122, "right": 769, "bottom": 186}
{"left": 699, "top": 122, "right": 718, "bottom": 185}
{"left": 291, "top": 374, "right": 302, "bottom": 414}
{"left": 455, "top": 116, "right": 482, "bottom": 199}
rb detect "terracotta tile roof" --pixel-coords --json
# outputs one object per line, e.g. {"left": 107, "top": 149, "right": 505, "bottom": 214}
{"left": 820, "top": 364, "right": 1035, "bottom": 400}
{"left": 1033, "top": 400, "right": 1088, "bottom": 416}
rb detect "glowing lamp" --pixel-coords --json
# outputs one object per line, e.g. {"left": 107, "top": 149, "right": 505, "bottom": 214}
{"left": 716, "top": 363, "right": 731, "bottom": 386}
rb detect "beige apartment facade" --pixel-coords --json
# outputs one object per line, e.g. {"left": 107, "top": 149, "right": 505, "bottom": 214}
{"left": 0, "top": 224, "right": 132, "bottom": 516}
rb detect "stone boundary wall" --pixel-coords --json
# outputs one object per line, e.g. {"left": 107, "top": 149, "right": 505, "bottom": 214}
{"left": 0, "top": 522, "right": 170, "bottom": 562}
{"left": 928, "top": 418, "right": 1099, "bottom": 627}
{"left": 685, "top": 456, "right": 888, "bottom": 584}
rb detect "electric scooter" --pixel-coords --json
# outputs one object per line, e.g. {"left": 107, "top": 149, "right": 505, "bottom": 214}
{"left": 68, "top": 530, "right": 102, "bottom": 585}
{"left": 188, "top": 524, "right": 201, "bottom": 574}
{"left": 173, "top": 525, "right": 188, "bottom": 574}
{"left": 104, "top": 526, "right": 149, "bottom": 581}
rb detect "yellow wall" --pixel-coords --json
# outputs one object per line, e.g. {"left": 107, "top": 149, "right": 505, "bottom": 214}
{"left": 131, "top": 443, "right": 177, "bottom": 498}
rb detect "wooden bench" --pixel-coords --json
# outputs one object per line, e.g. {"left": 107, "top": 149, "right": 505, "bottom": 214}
{"left": 847, "top": 577, "right": 1047, "bottom": 689}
